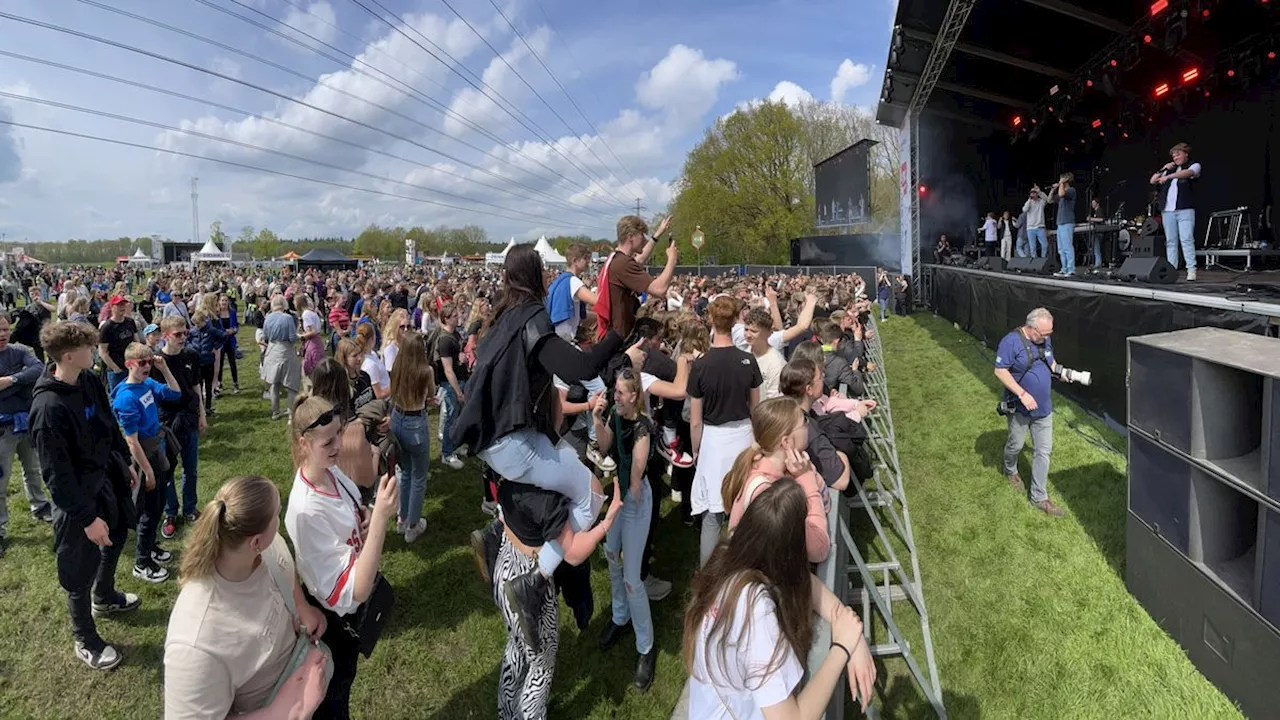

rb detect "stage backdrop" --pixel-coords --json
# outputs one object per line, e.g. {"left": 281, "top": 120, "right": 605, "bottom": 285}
{"left": 928, "top": 264, "right": 1270, "bottom": 425}
{"left": 791, "top": 233, "right": 901, "bottom": 272}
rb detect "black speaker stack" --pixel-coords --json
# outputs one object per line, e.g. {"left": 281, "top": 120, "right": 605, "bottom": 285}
{"left": 1127, "top": 328, "right": 1280, "bottom": 718}
{"left": 1006, "top": 255, "right": 1060, "bottom": 275}
{"left": 1117, "top": 256, "right": 1176, "bottom": 284}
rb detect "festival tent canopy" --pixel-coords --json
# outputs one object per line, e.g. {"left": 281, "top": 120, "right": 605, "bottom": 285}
{"left": 279, "top": 251, "right": 301, "bottom": 261}
{"left": 485, "top": 237, "right": 517, "bottom": 264}
{"left": 191, "top": 239, "right": 231, "bottom": 262}
{"left": 128, "top": 248, "right": 153, "bottom": 266}
{"left": 534, "top": 236, "right": 566, "bottom": 264}
{"left": 297, "top": 247, "right": 358, "bottom": 270}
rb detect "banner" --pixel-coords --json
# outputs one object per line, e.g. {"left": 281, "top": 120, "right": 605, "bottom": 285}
{"left": 899, "top": 117, "right": 915, "bottom": 277}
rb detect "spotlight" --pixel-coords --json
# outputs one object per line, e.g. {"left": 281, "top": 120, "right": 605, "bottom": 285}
{"left": 1155, "top": 82, "right": 1171, "bottom": 97}
{"left": 1013, "top": 115, "right": 1023, "bottom": 127}
{"left": 1144, "top": 34, "right": 1153, "bottom": 44}
{"left": 1091, "top": 119, "right": 1102, "bottom": 128}
{"left": 917, "top": 184, "right": 927, "bottom": 196}
{"left": 1151, "top": 0, "right": 1169, "bottom": 15}
{"left": 1182, "top": 67, "right": 1200, "bottom": 83}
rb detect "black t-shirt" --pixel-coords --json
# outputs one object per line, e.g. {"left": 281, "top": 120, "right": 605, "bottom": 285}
{"left": 688, "top": 346, "right": 761, "bottom": 426}
{"left": 605, "top": 409, "right": 654, "bottom": 471}
{"left": 389, "top": 290, "right": 409, "bottom": 311}
{"left": 805, "top": 413, "right": 844, "bottom": 488}
{"left": 642, "top": 350, "right": 676, "bottom": 382}
{"left": 499, "top": 480, "right": 571, "bottom": 548}
{"left": 152, "top": 347, "right": 201, "bottom": 417}
{"left": 351, "top": 370, "right": 375, "bottom": 412}
{"left": 99, "top": 317, "right": 138, "bottom": 369}
{"left": 436, "top": 330, "right": 468, "bottom": 383}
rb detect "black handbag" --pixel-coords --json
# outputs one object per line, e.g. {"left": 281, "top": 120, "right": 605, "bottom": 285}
{"left": 335, "top": 479, "right": 395, "bottom": 658}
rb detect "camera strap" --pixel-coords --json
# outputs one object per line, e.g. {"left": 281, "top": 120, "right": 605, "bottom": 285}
{"left": 1007, "top": 329, "right": 1049, "bottom": 399}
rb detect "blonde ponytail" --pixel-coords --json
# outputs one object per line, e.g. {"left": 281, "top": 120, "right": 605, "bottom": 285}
{"left": 720, "top": 397, "right": 806, "bottom": 511}
{"left": 179, "top": 476, "right": 278, "bottom": 583}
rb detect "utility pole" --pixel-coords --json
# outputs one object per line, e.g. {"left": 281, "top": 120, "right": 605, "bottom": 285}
{"left": 190, "top": 177, "right": 201, "bottom": 246}
{"left": 634, "top": 197, "right": 646, "bottom": 217}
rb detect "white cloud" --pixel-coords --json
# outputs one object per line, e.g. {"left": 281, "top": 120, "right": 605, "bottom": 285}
{"left": 210, "top": 57, "right": 242, "bottom": 80}
{"left": 767, "top": 81, "right": 815, "bottom": 108}
{"left": 279, "top": 1, "right": 338, "bottom": 48}
{"left": 830, "top": 59, "right": 870, "bottom": 103}
{"left": 636, "top": 45, "right": 739, "bottom": 132}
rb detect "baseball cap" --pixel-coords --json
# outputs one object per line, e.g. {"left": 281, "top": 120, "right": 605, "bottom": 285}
{"left": 143, "top": 323, "right": 160, "bottom": 336}
{"left": 108, "top": 294, "right": 130, "bottom": 306}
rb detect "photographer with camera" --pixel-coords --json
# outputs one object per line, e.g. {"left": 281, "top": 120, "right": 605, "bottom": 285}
{"left": 993, "top": 308, "right": 1090, "bottom": 517}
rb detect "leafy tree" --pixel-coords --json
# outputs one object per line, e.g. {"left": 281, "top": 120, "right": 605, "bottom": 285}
{"left": 209, "top": 220, "right": 228, "bottom": 249}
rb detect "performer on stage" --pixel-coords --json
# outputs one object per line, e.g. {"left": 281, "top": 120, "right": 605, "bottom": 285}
{"left": 1046, "top": 173, "right": 1077, "bottom": 277}
{"left": 1022, "top": 186, "right": 1048, "bottom": 258}
{"left": 1149, "top": 142, "right": 1201, "bottom": 281}
{"left": 1084, "top": 198, "right": 1105, "bottom": 268}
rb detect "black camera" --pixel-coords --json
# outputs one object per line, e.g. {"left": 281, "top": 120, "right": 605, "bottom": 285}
{"left": 995, "top": 395, "right": 1019, "bottom": 416}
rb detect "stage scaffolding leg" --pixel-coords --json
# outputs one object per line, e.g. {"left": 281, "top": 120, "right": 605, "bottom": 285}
{"left": 841, "top": 318, "right": 947, "bottom": 717}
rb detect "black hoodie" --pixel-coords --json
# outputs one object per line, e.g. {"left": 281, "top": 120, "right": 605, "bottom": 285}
{"left": 30, "top": 366, "right": 131, "bottom": 530}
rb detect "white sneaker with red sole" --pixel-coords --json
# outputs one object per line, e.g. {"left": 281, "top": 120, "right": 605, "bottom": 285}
{"left": 658, "top": 440, "right": 694, "bottom": 468}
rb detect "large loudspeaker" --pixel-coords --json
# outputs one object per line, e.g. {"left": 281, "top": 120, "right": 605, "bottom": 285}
{"left": 1118, "top": 256, "right": 1176, "bottom": 283}
{"left": 1006, "top": 257, "right": 1033, "bottom": 272}
{"left": 1021, "top": 255, "right": 1059, "bottom": 275}
{"left": 1126, "top": 329, "right": 1280, "bottom": 718}
{"left": 984, "top": 257, "right": 1007, "bottom": 272}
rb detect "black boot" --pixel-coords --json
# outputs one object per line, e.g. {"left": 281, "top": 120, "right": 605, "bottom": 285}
{"left": 470, "top": 519, "right": 502, "bottom": 586}
{"left": 634, "top": 648, "right": 657, "bottom": 692}
{"left": 502, "top": 570, "right": 551, "bottom": 654}
{"left": 599, "top": 620, "right": 633, "bottom": 651}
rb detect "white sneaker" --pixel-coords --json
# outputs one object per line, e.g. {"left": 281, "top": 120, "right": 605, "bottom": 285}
{"left": 1186, "top": 268, "right": 1197, "bottom": 281}
{"left": 443, "top": 455, "right": 464, "bottom": 470}
{"left": 669, "top": 489, "right": 683, "bottom": 503}
{"left": 456, "top": 446, "right": 469, "bottom": 458}
{"left": 395, "top": 518, "right": 406, "bottom": 535}
{"left": 132, "top": 562, "right": 169, "bottom": 584}
{"left": 644, "top": 576, "right": 673, "bottom": 601}
{"left": 404, "top": 518, "right": 427, "bottom": 543}
{"left": 74, "top": 641, "right": 122, "bottom": 671}
{"left": 657, "top": 440, "right": 694, "bottom": 469}
{"left": 586, "top": 443, "right": 617, "bottom": 473}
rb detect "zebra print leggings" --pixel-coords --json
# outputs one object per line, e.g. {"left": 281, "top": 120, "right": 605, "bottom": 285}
{"left": 495, "top": 536, "right": 559, "bottom": 720}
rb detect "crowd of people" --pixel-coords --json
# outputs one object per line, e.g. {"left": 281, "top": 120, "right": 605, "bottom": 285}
{"left": 0, "top": 217, "right": 899, "bottom": 718}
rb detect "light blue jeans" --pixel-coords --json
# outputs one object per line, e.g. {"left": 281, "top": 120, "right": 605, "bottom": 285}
{"left": 606, "top": 477, "right": 654, "bottom": 654}
{"left": 1015, "top": 231, "right": 1030, "bottom": 258}
{"left": 480, "top": 428, "right": 595, "bottom": 578}
{"left": 1056, "top": 224, "right": 1076, "bottom": 274}
{"left": 1028, "top": 227, "right": 1048, "bottom": 258}
{"left": 391, "top": 409, "right": 431, "bottom": 527}
{"left": 582, "top": 376, "right": 606, "bottom": 442}
{"left": 1162, "top": 208, "right": 1197, "bottom": 270}
{"left": 440, "top": 385, "right": 459, "bottom": 458}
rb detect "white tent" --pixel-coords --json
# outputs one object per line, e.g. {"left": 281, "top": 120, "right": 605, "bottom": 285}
{"left": 191, "top": 239, "right": 230, "bottom": 263}
{"left": 127, "top": 248, "right": 153, "bottom": 267}
{"left": 534, "top": 236, "right": 566, "bottom": 264}
{"left": 485, "top": 237, "right": 517, "bottom": 265}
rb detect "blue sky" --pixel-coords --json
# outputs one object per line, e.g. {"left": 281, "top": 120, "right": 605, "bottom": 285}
{"left": 0, "top": 0, "right": 895, "bottom": 245}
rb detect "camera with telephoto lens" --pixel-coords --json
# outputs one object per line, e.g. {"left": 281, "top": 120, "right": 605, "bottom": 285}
{"left": 1060, "top": 368, "right": 1092, "bottom": 386}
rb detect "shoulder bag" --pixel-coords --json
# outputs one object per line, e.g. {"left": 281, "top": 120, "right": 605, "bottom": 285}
{"left": 264, "top": 545, "right": 335, "bottom": 706}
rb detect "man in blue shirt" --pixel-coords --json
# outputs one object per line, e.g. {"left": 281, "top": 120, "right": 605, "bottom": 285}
{"left": 993, "top": 308, "right": 1072, "bottom": 516}
{"left": 1047, "top": 172, "right": 1078, "bottom": 277}
{"left": 111, "top": 342, "right": 181, "bottom": 583}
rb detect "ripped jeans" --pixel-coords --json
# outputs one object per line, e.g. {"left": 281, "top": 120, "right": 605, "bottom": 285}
{"left": 605, "top": 477, "right": 653, "bottom": 655}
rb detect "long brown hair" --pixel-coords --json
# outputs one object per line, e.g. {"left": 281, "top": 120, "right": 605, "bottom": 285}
{"left": 179, "top": 476, "right": 278, "bottom": 583}
{"left": 389, "top": 331, "right": 434, "bottom": 409}
{"left": 720, "top": 397, "right": 805, "bottom": 512}
{"left": 683, "top": 479, "right": 814, "bottom": 686}
{"left": 491, "top": 245, "right": 545, "bottom": 323}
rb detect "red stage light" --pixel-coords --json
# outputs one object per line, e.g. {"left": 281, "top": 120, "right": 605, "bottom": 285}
{"left": 1151, "top": 0, "right": 1168, "bottom": 15}
{"left": 1013, "top": 115, "right": 1023, "bottom": 127}
{"left": 1091, "top": 119, "right": 1102, "bottom": 128}
{"left": 1270, "top": 52, "right": 1277, "bottom": 60}
{"left": 1155, "top": 82, "right": 1170, "bottom": 97}
{"left": 1228, "top": 69, "right": 1237, "bottom": 77}
{"left": 1204, "top": 90, "right": 1211, "bottom": 97}
{"left": 1182, "top": 67, "right": 1200, "bottom": 83}
{"left": 1123, "top": 132, "right": 1130, "bottom": 139}
{"left": 1202, "top": 9, "right": 1210, "bottom": 18}
{"left": 918, "top": 184, "right": 927, "bottom": 196}
{"left": 1144, "top": 34, "right": 1153, "bottom": 44}
{"left": 1110, "top": 59, "right": 1119, "bottom": 67}
{"left": 1086, "top": 79, "right": 1094, "bottom": 87}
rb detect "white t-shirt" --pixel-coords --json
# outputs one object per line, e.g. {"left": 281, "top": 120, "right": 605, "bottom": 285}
{"left": 755, "top": 348, "right": 786, "bottom": 401}
{"left": 362, "top": 352, "right": 390, "bottom": 392}
{"left": 302, "top": 309, "right": 321, "bottom": 336}
{"left": 163, "top": 534, "right": 297, "bottom": 718}
{"left": 982, "top": 218, "right": 997, "bottom": 243}
{"left": 688, "top": 583, "right": 803, "bottom": 720}
{"left": 554, "top": 275, "right": 587, "bottom": 341}
{"left": 383, "top": 340, "right": 399, "bottom": 372}
{"left": 1165, "top": 162, "right": 1202, "bottom": 211}
{"left": 285, "top": 466, "right": 365, "bottom": 616}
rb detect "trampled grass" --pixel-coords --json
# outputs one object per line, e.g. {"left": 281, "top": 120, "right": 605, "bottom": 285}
{"left": 0, "top": 317, "right": 1245, "bottom": 719}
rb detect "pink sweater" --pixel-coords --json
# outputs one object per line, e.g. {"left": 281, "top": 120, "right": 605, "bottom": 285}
{"left": 727, "top": 461, "right": 831, "bottom": 563}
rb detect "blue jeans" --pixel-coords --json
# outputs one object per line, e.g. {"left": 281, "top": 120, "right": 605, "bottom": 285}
{"left": 582, "top": 376, "right": 606, "bottom": 442}
{"left": 480, "top": 428, "right": 595, "bottom": 578}
{"left": 605, "top": 477, "right": 654, "bottom": 654}
{"left": 1056, "top": 224, "right": 1076, "bottom": 274}
{"left": 391, "top": 409, "right": 431, "bottom": 527}
{"left": 1089, "top": 233, "right": 1102, "bottom": 267}
{"left": 1028, "top": 227, "right": 1048, "bottom": 258}
{"left": 1015, "top": 232, "right": 1030, "bottom": 258}
{"left": 1162, "top": 208, "right": 1196, "bottom": 270}
{"left": 877, "top": 291, "right": 889, "bottom": 320}
{"left": 439, "top": 385, "right": 459, "bottom": 458}
{"left": 164, "top": 421, "right": 199, "bottom": 518}
{"left": 107, "top": 370, "right": 127, "bottom": 391}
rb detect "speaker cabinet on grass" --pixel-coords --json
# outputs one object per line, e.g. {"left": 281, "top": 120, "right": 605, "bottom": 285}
{"left": 1128, "top": 328, "right": 1280, "bottom": 718}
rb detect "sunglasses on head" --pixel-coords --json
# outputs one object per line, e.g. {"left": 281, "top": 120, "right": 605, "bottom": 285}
{"left": 302, "top": 407, "right": 340, "bottom": 433}
{"left": 399, "top": 324, "right": 411, "bottom": 331}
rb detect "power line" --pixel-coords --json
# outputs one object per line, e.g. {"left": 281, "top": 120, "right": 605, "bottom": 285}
{"left": 0, "top": 90, "right": 594, "bottom": 228}
{"left": 5, "top": 9, "right": 602, "bottom": 220}
{"left": 201, "top": 0, "right": 614, "bottom": 213}
{"left": 433, "top": 0, "right": 638, "bottom": 199}
{"left": 0, "top": 119, "right": 600, "bottom": 230}
{"left": 486, "top": 0, "right": 644, "bottom": 197}
{"left": 346, "top": 0, "right": 634, "bottom": 210}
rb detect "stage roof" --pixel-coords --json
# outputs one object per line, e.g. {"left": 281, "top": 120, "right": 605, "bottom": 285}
{"left": 876, "top": 0, "right": 1280, "bottom": 142}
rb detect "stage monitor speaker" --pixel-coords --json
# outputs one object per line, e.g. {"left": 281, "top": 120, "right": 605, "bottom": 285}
{"left": 1118, "top": 256, "right": 1176, "bottom": 284}
{"left": 1006, "top": 257, "right": 1034, "bottom": 272}
{"left": 1022, "top": 255, "right": 1059, "bottom": 275}
{"left": 985, "top": 257, "right": 1008, "bottom": 272}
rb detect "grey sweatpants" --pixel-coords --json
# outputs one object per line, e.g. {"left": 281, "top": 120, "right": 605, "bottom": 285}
{"left": 0, "top": 430, "right": 50, "bottom": 538}
{"left": 1003, "top": 412, "right": 1053, "bottom": 504}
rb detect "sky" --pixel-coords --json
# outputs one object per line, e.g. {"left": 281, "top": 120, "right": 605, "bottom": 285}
{"left": 0, "top": 0, "right": 896, "bottom": 246}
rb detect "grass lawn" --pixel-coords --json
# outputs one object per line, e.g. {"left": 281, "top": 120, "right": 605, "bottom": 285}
{"left": 0, "top": 317, "right": 1245, "bottom": 719}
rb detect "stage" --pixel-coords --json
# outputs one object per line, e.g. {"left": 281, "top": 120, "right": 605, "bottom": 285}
{"left": 923, "top": 262, "right": 1277, "bottom": 426}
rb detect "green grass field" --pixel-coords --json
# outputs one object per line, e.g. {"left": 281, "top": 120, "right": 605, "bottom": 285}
{"left": 0, "top": 318, "right": 1244, "bottom": 719}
